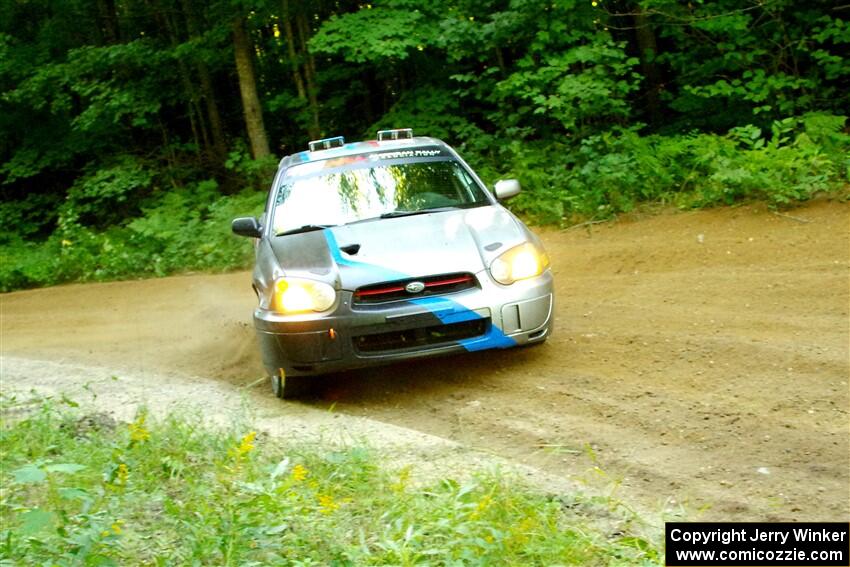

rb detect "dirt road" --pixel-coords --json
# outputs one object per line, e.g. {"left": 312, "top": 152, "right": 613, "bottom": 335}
{"left": 3, "top": 200, "right": 848, "bottom": 521}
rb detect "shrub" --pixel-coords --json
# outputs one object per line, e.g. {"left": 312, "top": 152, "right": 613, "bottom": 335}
{"left": 0, "top": 182, "right": 265, "bottom": 291}
{"left": 494, "top": 113, "right": 848, "bottom": 224}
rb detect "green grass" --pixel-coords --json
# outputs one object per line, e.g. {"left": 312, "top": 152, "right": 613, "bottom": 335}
{"left": 0, "top": 395, "right": 662, "bottom": 565}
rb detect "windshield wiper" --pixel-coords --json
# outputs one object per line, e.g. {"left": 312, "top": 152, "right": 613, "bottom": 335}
{"left": 346, "top": 201, "right": 490, "bottom": 226}
{"left": 379, "top": 206, "right": 459, "bottom": 219}
{"left": 276, "top": 224, "right": 337, "bottom": 236}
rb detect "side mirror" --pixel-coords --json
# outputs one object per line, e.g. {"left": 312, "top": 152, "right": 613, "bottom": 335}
{"left": 494, "top": 179, "right": 521, "bottom": 200}
{"left": 232, "top": 217, "right": 262, "bottom": 238}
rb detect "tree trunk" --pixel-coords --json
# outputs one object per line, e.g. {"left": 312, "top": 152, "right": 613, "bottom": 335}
{"left": 232, "top": 17, "right": 271, "bottom": 159}
{"left": 169, "top": 9, "right": 211, "bottom": 155}
{"left": 282, "top": 0, "right": 307, "bottom": 101}
{"left": 97, "top": 0, "right": 121, "bottom": 44}
{"left": 296, "top": 12, "right": 321, "bottom": 138}
{"left": 494, "top": 46, "right": 506, "bottom": 74}
{"left": 632, "top": 7, "right": 663, "bottom": 126}
{"left": 196, "top": 63, "right": 228, "bottom": 160}
{"left": 180, "top": 0, "right": 228, "bottom": 161}
{"left": 150, "top": 0, "right": 206, "bottom": 159}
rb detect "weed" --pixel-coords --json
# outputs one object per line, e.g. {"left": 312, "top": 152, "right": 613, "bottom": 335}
{"left": 0, "top": 398, "right": 662, "bottom": 565}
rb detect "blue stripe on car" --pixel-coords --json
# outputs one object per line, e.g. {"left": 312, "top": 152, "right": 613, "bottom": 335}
{"left": 324, "top": 229, "right": 405, "bottom": 283}
{"left": 408, "top": 296, "right": 517, "bottom": 351}
{"left": 324, "top": 229, "right": 516, "bottom": 352}
{"left": 458, "top": 323, "right": 517, "bottom": 351}
{"left": 406, "top": 296, "right": 480, "bottom": 324}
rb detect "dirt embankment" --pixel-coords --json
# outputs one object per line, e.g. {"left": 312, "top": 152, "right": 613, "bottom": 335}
{"left": 2, "top": 199, "right": 848, "bottom": 521}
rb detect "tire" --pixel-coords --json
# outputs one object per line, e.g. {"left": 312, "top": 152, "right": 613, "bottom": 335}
{"left": 270, "top": 372, "right": 311, "bottom": 399}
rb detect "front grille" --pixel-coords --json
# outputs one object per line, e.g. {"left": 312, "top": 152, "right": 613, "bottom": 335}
{"left": 354, "top": 319, "right": 487, "bottom": 354}
{"left": 353, "top": 272, "right": 477, "bottom": 305}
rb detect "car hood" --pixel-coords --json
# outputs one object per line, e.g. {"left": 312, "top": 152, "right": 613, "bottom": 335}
{"left": 269, "top": 205, "right": 528, "bottom": 290}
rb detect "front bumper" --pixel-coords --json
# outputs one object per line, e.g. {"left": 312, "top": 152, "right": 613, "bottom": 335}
{"left": 254, "top": 270, "right": 554, "bottom": 376}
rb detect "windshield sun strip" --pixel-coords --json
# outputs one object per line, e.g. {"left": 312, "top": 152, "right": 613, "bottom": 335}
{"left": 281, "top": 155, "right": 457, "bottom": 183}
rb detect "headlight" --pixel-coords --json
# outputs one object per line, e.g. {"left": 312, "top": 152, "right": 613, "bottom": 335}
{"left": 272, "top": 278, "right": 336, "bottom": 314}
{"left": 490, "top": 242, "right": 550, "bottom": 285}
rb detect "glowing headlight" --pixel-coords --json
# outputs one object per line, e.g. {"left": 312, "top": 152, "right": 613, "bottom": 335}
{"left": 490, "top": 242, "right": 550, "bottom": 285}
{"left": 272, "top": 278, "right": 336, "bottom": 314}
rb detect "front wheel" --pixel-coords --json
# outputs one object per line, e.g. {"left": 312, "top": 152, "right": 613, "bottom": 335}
{"left": 270, "top": 372, "right": 311, "bottom": 399}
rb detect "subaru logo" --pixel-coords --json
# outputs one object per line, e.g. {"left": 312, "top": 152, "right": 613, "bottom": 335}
{"left": 405, "top": 281, "right": 425, "bottom": 294}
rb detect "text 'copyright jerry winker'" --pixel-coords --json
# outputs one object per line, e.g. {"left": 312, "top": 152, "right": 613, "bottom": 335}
{"left": 665, "top": 522, "right": 849, "bottom": 566}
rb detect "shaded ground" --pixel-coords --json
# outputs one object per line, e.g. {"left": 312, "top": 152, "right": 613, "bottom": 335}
{"left": 3, "top": 199, "right": 848, "bottom": 521}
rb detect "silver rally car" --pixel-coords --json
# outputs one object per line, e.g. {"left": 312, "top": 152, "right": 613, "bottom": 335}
{"left": 232, "top": 129, "right": 554, "bottom": 398}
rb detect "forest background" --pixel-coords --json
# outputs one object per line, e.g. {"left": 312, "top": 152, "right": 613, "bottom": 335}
{"left": 1, "top": 0, "right": 848, "bottom": 291}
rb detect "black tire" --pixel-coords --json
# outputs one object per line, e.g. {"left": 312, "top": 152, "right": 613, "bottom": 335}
{"left": 270, "top": 373, "right": 311, "bottom": 399}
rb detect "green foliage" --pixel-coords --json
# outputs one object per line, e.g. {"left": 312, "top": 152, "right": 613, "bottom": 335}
{"left": 61, "top": 156, "right": 154, "bottom": 227}
{"left": 493, "top": 38, "right": 641, "bottom": 136}
{"left": 0, "top": 397, "right": 661, "bottom": 564}
{"left": 3, "top": 40, "right": 171, "bottom": 184}
{"left": 646, "top": 0, "right": 850, "bottom": 128}
{"left": 310, "top": 3, "right": 439, "bottom": 63}
{"left": 224, "top": 141, "right": 279, "bottom": 188}
{"left": 498, "top": 114, "right": 849, "bottom": 224}
{"left": 0, "top": 239, "right": 62, "bottom": 293}
{"left": 0, "top": 182, "right": 265, "bottom": 291}
{"left": 127, "top": 183, "right": 266, "bottom": 274}
{"left": 372, "top": 87, "right": 489, "bottom": 144}
{"left": 0, "top": 193, "right": 60, "bottom": 240}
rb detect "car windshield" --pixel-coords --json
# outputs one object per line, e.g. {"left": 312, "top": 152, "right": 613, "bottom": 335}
{"left": 272, "top": 158, "right": 490, "bottom": 235}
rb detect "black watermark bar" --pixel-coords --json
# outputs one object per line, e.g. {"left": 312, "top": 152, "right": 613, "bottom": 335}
{"left": 665, "top": 522, "right": 849, "bottom": 566}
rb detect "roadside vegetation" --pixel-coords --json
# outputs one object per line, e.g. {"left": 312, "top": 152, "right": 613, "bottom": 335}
{"left": 2, "top": 0, "right": 849, "bottom": 291}
{"left": 0, "top": 396, "right": 661, "bottom": 565}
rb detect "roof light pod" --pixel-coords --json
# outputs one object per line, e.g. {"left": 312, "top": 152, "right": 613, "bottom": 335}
{"left": 377, "top": 128, "right": 413, "bottom": 141}
{"left": 308, "top": 136, "right": 345, "bottom": 152}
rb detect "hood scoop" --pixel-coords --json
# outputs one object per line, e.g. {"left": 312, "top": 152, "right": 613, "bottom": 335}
{"left": 340, "top": 244, "right": 361, "bottom": 255}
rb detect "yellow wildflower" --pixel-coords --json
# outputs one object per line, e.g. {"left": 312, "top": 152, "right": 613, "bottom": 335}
{"left": 116, "top": 463, "right": 129, "bottom": 485}
{"left": 317, "top": 493, "right": 339, "bottom": 514}
{"left": 111, "top": 520, "right": 123, "bottom": 535}
{"left": 470, "top": 495, "right": 492, "bottom": 519}
{"left": 228, "top": 431, "right": 257, "bottom": 460}
{"left": 391, "top": 466, "right": 411, "bottom": 493}
{"left": 128, "top": 413, "right": 150, "bottom": 443}
{"left": 508, "top": 516, "right": 535, "bottom": 545}
{"left": 291, "top": 464, "right": 308, "bottom": 482}
{"left": 238, "top": 431, "right": 256, "bottom": 455}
